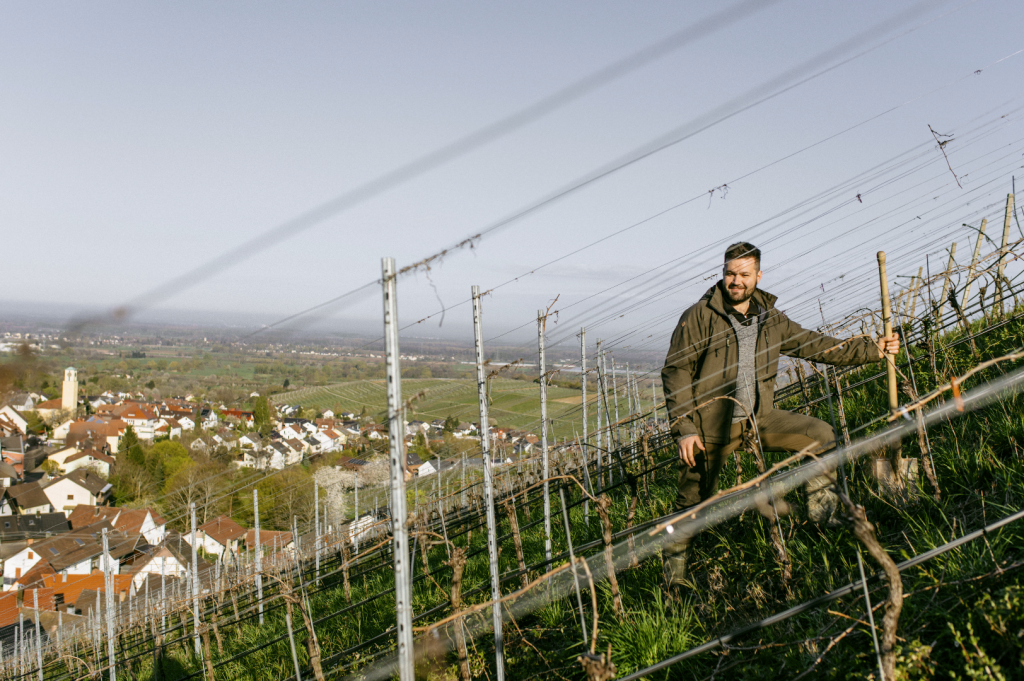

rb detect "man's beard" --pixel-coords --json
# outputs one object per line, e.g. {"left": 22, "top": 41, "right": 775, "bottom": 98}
{"left": 725, "top": 282, "right": 755, "bottom": 305}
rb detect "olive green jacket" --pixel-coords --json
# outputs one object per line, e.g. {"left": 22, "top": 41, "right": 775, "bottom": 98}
{"left": 661, "top": 283, "right": 882, "bottom": 444}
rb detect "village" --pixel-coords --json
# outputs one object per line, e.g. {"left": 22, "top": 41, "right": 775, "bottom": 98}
{"left": 0, "top": 364, "right": 547, "bottom": 643}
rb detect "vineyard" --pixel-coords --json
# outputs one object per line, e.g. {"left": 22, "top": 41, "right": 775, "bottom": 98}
{"left": 273, "top": 378, "right": 615, "bottom": 442}
{"left": 6, "top": 189, "right": 1024, "bottom": 681}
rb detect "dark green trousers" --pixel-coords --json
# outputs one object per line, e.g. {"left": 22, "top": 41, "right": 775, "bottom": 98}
{"left": 664, "top": 409, "right": 839, "bottom": 587}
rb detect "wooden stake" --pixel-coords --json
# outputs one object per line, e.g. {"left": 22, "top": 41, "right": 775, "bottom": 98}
{"left": 936, "top": 243, "right": 957, "bottom": 327}
{"left": 907, "top": 267, "right": 923, "bottom": 321}
{"left": 997, "top": 194, "right": 1015, "bottom": 315}
{"left": 961, "top": 219, "right": 988, "bottom": 311}
{"left": 877, "top": 252, "right": 906, "bottom": 497}
{"left": 595, "top": 495, "right": 623, "bottom": 620}
{"left": 877, "top": 252, "right": 899, "bottom": 415}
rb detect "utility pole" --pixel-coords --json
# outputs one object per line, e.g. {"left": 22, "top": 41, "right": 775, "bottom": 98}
{"left": 382, "top": 257, "right": 414, "bottom": 681}
{"left": 474, "top": 286, "right": 505, "bottom": 680}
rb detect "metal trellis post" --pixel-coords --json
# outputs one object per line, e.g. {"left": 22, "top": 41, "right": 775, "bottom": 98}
{"left": 538, "top": 309, "right": 552, "bottom": 564}
{"left": 382, "top": 256, "right": 414, "bottom": 681}
{"left": 189, "top": 503, "right": 201, "bottom": 657}
{"left": 102, "top": 528, "right": 116, "bottom": 681}
{"left": 473, "top": 286, "right": 505, "bottom": 680}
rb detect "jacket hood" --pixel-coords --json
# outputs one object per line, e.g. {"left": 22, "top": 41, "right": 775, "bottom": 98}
{"left": 704, "top": 281, "right": 779, "bottom": 316}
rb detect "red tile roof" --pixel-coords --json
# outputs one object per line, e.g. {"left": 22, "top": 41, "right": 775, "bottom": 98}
{"left": 199, "top": 516, "right": 246, "bottom": 546}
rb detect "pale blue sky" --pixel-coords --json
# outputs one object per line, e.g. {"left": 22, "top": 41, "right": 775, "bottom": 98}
{"left": 3, "top": 1, "right": 1023, "bottom": 349}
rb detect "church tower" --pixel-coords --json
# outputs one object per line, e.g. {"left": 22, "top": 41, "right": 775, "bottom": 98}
{"left": 62, "top": 367, "right": 78, "bottom": 412}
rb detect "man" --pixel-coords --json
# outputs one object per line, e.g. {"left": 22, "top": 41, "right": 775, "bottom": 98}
{"left": 660, "top": 242, "right": 899, "bottom": 588}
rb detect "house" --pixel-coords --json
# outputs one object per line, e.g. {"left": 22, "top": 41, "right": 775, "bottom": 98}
{"left": 67, "top": 505, "right": 167, "bottom": 545}
{"left": 2, "top": 520, "right": 143, "bottom": 590}
{"left": 199, "top": 409, "right": 218, "bottom": 430}
{"left": 243, "top": 529, "right": 293, "bottom": 555}
{"left": 0, "top": 462, "right": 16, "bottom": 489}
{"left": 417, "top": 460, "right": 437, "bottom": 477}
{"left": 2, "top": 395, "right": 34, "bottom": 413}
{"left": 220, "top": 409, "right": 254, "bottom": 425}
{"left": 33, "top": 398, "right": 66, "bottom": 420}
{"left": 178, "top": 416, "right": 196, "bottom": 432}
{"left": 0, "top": 513, "right": 70, "bottom": 541}
{"left": 238, "top": 433, "right": 263, "bottom": 450}
{"left": 156, "top": 417, "right": 182, "bottom": 439}
{"left": 3, "top": 482, "right": 53, "bottom": 515}
{"left": 62, "top": 449, "right": 116, "bottom": 478}
{"left": 284, "top": 439, "right": 305, "bottom": 464}
{"left": 41, "top": 573, "right": 134, "bottom": 613}
{"left": 121, "top": 532, "right": 211, "bottom": 590}
{"left": 406, "top": 420, "right": 429, "bottom": 437}
{"left": 190, "top": 435, "right": 217, "bottom": 452}
{"left": 43, "top": 470, "right": 113, "bottom": 516}
{"left": 321, "top": 410, "right": 335, "bottom": 419}
{"left": 66, "top": 420, "right": 126, "bottom": 453}
{"left": 189, "top": 516, "right": 246, "bottom": 560}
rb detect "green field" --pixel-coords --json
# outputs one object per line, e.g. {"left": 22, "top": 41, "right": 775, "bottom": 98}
{"left": 272, "top": 377, "right": 630, "bottom": 441}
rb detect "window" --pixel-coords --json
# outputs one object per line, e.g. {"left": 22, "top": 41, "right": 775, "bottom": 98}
{"left": 28, "top": 552, "right": 33, "bottom": 560}
{"left": 3, "top": 522, "right": 8, "bottom": 528}
{"left": 67, "top": 495, "right": 74, "bottom": 501}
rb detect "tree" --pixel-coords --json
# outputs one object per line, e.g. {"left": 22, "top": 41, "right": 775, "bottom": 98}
{"left": 147, "top": 440, "right": 190, "bottom": 490}
{"left": 112, "top": 459, "right": 155, "bottom": 505}
{"left": 145, "top": 380, "right": 156, "bottom": 389}
{"left": 164, "top": 462, "right": 222, "bottom": 526}
{"left": 41, "top": 459, "right": 61, "bottom": 477}
{"left": 121, "top": 426, "right": 145, "bottom": 467}
{"left": 253, "top": 396, "right": 271, "bottom": 434}
{"left": 283, "top": 378, "right": 290, "bottom": 389}
{"left": 443, "top": 415, "right": 460, "bottom": 434}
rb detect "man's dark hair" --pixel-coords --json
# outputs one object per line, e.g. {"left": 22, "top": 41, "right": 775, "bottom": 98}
{"left": 724, "top": 242, "right": 761, "bottom": 268}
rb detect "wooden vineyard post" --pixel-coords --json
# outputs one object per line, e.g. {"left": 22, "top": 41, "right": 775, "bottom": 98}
{"left": 936, "top": 243, "right": 957, "bottom": 327}
{"left": 381, "top": 257, "right": 414, "bottom": 681}
{"left": 997, "top": 193, "right": 1016, "bottom": 315}
{"left": 907, "top": 266, "right": 923, "bottom": 322}
{"left": 473, "top": 286, "right": 505, "bottom": 680}
{"left": 875, "top": 252, "right": 916, "bottom": 501}
{"left": 961, "top": 218, "right": 988, "bottom": 314}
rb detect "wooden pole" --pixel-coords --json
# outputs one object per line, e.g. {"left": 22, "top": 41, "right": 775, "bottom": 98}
{"left": 997, "top": 193, "right": 1015, "bottom": 315}
{"left": 961, "top": 218, "right": 988, "bottom": 311}
{"left": 936, "top": 243, "right": 957, "bottom": 327}
{"left": 907, "top": 267, "right": 923, "bottom": 321}
{"left": 878, "top": 252, "right": 898, "bottom": 414}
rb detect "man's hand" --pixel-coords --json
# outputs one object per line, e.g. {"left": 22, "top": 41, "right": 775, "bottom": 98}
{"left": 876, "top": 333, "right": 900, "bottom": 357}
{"left": 678, "top": 434, "right": 705, "bottom": 468}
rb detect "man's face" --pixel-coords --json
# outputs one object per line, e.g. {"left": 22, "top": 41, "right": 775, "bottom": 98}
{"left": 722, "top": 257, "right": 762, "bottom": 305}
